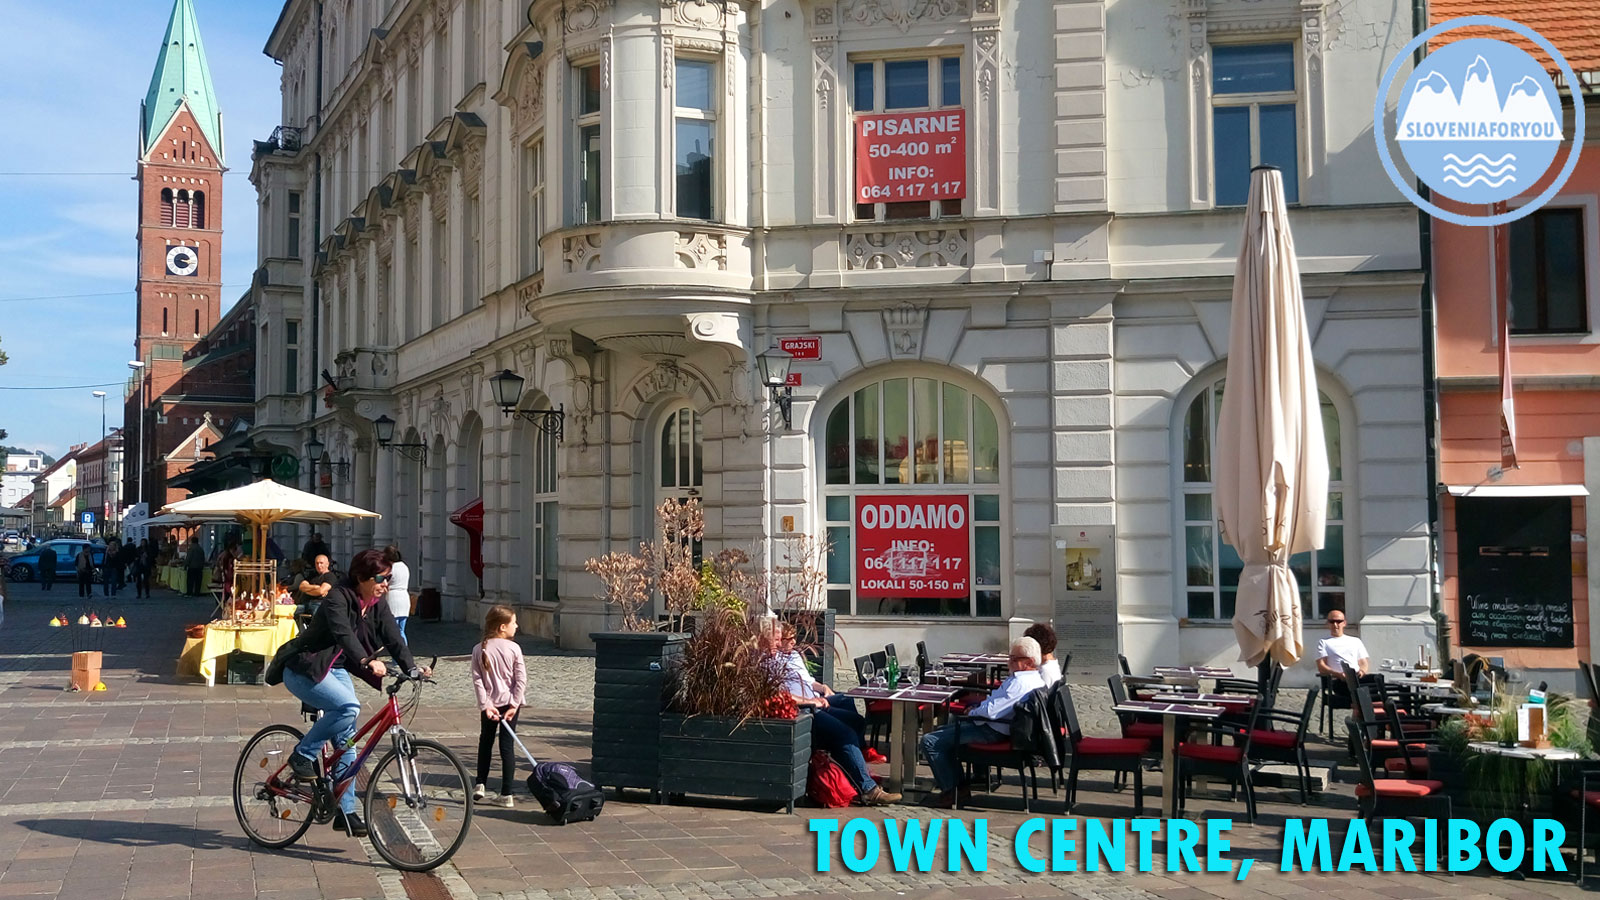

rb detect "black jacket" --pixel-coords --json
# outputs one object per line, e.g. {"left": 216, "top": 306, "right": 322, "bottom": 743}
{"left": 285, "top": 584, "right": 416, "bottom": 689}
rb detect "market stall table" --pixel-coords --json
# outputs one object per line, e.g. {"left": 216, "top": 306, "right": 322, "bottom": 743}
{"left": 842, "top": 683, "right": 963, "bottom": 793}
{"left": 178, "top": 608, "right": 297, "bottom": 686}
{"left": 1113, "top": 699, "right": 1226, "bottom": 819}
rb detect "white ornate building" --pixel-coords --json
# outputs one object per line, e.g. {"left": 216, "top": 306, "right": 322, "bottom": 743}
{"left": 249, "top": 0, "right": 1433, "bottom": 674}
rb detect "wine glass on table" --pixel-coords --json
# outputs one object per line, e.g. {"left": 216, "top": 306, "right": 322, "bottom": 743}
{"left": 861, "top": 661, "right": 876, "bottom": 690}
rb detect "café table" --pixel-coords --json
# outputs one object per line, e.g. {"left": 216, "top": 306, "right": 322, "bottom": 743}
{"left": 941, "top": 652, "right": 1011, "bottom": 686}
{"left": 1150, "top": 692, "right": 1256, "bottom": 710}
{"left": 843, "top": 683, "right": 963, "bottom": 793}
{"left": 1113, "top": 698, "right": 1226, "bottom": 819}
{"left": 1423, "top": 703, "right": 1500, "bottom": 720}
{"left": 1152, "top": 666, "right": 1234, "bottom": 679}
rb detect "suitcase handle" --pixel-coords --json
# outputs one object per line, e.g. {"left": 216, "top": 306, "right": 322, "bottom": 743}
{"left": 500, "top": 718, "right": 539, "bottom": 766}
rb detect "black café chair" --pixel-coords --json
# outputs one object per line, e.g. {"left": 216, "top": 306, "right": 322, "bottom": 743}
{"left": 854, "top": 655, "right": 892, "bottom": 747}
{"left": 1176, "top": 699, "right": 1262, "bottom": 823}
{"left": 955, "top": 685, "right": 1059, "bottom": 813}
{"left": 1118, "top": 654, "right": 1132, "bottom": 676}
{"left": 1058, "top": 682, "right": 1148, "bottom": 815}
{"left": 916, "top": 641, "right": 931, "bottom": 684}
{"left": 1246, "top": 688, "right": 1320, "bottom": 804}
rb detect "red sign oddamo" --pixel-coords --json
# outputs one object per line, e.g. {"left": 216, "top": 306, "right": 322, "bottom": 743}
{"left": 854, "top": 495, "right": 970, "bottom": 599}
{"left": 854, "top": 108, "right": 967, "bottom": 205}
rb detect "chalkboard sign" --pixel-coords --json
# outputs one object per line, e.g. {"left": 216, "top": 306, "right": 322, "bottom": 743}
{"left": 1456, "top": 496, "right": 1574, "bottom": 649}
{"left": 1460, "top": 593, "right": 1574, "bottom": 648}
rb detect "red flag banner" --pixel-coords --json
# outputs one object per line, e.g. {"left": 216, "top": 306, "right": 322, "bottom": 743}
{"left": 1494, "top": 201, "right": 1518, "bottom": 470}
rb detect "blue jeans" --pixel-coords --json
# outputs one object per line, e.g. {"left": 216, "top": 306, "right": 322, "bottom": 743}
{"left": 394, "top": 616, "right": 408, "bottom": 643}
{"left": 806, "top": 708, "right": 876, "bottom": 795}
{"left": 282, "top": 667, "right": 362, "bottom": 814}
{"left": 918, "top": 720, "right": 1005, "bottom": 792}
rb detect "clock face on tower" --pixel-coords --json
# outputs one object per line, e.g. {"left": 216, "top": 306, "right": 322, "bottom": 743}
{"left": 166, "top": 245, "right": 199, "bottom": 277}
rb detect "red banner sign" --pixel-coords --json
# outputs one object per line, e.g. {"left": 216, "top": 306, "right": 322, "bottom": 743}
{"left": 854, "top": 109, "right": 967, "bottom": 205}
{"left": 779, "top": 336, "right": 821, "bottom": 360}
{"left": 854, "top": 495, "right": 970, "bottom": 598}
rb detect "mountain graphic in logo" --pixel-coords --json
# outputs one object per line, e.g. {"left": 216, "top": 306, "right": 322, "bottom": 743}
{"left": 1398, "top": 56, "right": 1562, "bottom": 143}
{"left": 1393, "top": 38, "right": 1565, "bottom": 205}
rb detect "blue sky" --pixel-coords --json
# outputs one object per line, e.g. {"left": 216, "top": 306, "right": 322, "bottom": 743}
{"left": 0, "top": 0, "right": 283, "bottom": 458}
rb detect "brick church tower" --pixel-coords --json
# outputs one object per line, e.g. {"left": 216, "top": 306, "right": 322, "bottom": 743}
{"left": 125, "top": 0, "right": 225, "bottom": 510}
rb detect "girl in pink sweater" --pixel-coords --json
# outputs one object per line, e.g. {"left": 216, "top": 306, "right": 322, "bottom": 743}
{"left": 471, "top": 605, "right": 527, "bottom": 807}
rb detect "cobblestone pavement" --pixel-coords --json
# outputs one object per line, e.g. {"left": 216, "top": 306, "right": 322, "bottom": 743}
{"left": 0, "top": 579, "right": 1588, "bottom": 900}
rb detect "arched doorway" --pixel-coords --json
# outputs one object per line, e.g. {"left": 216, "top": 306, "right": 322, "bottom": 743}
{"left": 512, "top": 394, "right": 560, "bottom": 605}
{"left": 653, "top": 403, "right": 704, "bottom": 562}
{"left": 453, "top": 414, "right": 483, "bottom": 599}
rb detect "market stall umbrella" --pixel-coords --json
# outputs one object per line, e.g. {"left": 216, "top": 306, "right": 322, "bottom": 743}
{"left": 162, "top": 479, "right": 379, "bottom": 595}
{"left": 1216, "top": 166, "right": 1328, "bottom": 668}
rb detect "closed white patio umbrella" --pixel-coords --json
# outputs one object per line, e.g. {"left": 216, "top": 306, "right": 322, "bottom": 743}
{"left": 1216, "top": 166, "right": 1328, "bottom": 668}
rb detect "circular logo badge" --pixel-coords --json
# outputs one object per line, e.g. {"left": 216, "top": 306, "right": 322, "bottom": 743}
{"left": 1374, "top": 16, "right": 1584, "bottom": 227}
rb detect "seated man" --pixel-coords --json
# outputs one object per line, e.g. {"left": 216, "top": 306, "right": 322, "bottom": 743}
{"left": 768, "top": 626, "right": 899, "bottom": 806}
{"left": 1315, "top": 609, "right": 1368, "bottom": 679}
{"left": 918, "top": 636, "right": 1047, "bottom": 809}
{"left": 294, "top": 554, "right": 336, "bottom": 625}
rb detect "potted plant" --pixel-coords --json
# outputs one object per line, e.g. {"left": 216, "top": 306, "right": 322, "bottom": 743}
{"left": 1462, "top": 691, "right": 1591, "bottom": 818}
{"left": 658, "top": 607, "right": 812, "bottom": 812}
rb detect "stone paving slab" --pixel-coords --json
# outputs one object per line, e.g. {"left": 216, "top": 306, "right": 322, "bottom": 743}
{"left": 0, "top": 580, "right": 1590, "bottom": 900}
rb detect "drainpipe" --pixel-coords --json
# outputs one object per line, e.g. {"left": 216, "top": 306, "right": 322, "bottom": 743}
{"left": 1413, "top": 0, "right": 1444, "bottom": 652}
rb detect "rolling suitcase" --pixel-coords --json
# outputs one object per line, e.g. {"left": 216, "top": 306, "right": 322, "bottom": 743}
{"left": 502, "top": 720, "right": 605, "bottom": 825}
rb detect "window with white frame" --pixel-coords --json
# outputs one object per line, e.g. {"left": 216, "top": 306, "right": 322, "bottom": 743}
{"left": 674, "top": 58, "right": 716, "bottom": 220}
{"left": 433, "top": 29, "right": 451, "bottom": 119}
{"left": 821, "top": 376, "right": 1003, "bottom": 617}
{"left": 574, "top": 64, "right": 602, "bottom": 224}
{"left": 531, "top": 416, "right": 559, "bottom": 604}
{"left": 852, "top": 55, "right": 962, "bottom": 222}
{"left": 463, "top": 192, "right": 480, "bottom": 311}
{"left": 286, "top": 191, "right": 302, "bottom": 259}
{"left": 1211, "top": 43, "right": 1299, "bottom": 207}
{"left": 429, "top": 214, "right": 447, "bottom": 327}
{"left": 521, "top": 139, "right": 545, "bottom": 276}
{"left": 284, "top": 319, "right": 299, "bottom": 394}
{"left": 1180, "top": 379, "right": 1345, "bottom": 620}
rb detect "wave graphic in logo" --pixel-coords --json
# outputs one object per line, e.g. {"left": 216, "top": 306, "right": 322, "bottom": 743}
{"left": 1392, "top": 36, "right": 1564, "bottom": 205}
{"left": 1441, "top": 152, "right": 1518, "bottom": 187}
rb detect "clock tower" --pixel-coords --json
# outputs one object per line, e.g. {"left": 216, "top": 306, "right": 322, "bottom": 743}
{"left": 127, "top": 0, "right": 225, "bottom": 508}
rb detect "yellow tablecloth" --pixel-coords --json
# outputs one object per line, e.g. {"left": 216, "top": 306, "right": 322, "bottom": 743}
{"left": 161, "top": 566, "right": 186, "bottom": 591}
{"left": 177, "top": 614, "right": 297, "bottom": 686}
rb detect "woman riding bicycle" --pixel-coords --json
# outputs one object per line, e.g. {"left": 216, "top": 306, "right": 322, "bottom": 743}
{"left": 279, "top": 547, "right": 431, "bottom": 837}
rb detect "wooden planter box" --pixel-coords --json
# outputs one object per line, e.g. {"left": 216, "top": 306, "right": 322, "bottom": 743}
{"left": 659, "top": 713, "right": 812, "bottom": 813}
{"left": 590, "top": 632, "right": 687, "bottom": 798}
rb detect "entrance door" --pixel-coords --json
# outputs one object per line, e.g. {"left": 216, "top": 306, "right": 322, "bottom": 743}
{"left": 656, "top": 406, "right": 703, "bottom": 562}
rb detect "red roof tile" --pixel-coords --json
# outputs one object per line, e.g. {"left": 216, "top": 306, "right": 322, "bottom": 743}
{"left": 1429, "top": 0, "right": 1600, "bottom": 75}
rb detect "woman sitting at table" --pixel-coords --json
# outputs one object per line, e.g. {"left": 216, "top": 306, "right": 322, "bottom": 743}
{"left": 1024, "top": 623, "right": 1062, "bottom": 686}
{"left": 766, "top": 626, "right": 899, "bottom": 806}
{"left": 918, "top": 636, "right": 1046, "bottom": 809}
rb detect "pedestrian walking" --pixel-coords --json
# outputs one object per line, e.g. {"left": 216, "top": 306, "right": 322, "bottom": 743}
{"left": 184, "top": 537, "right": 206, "bottom": 596}
{"left": 131, "top": 538, "right": 152, "bottom": 598}
{"left": 39, "top": 544, "right": 57, "bottom": 591}
{"left": 470, "top": 605, "right": 526, "bottom": 808}
{"left": 75, "top": 545, "right": 94, "bottom": 598}
{"left": 382, "top": 545, "right": 411, "bottom": 643}
{"left": 101, "top": 538, "right": 123, "bottom": 597}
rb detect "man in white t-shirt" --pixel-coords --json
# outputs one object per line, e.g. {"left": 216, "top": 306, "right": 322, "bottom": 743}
{"left": 1315, "top": 610, "right": 1369, "bottom": 677}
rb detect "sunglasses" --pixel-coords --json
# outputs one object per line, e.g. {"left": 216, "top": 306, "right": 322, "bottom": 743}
{"left": 1328, "top": 619, "right": 1346, "bottom": 625}
{"left": 373, "top": 572, "right": 392, "bottom": 584}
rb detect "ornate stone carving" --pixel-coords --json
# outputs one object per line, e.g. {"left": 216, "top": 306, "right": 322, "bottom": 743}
{"left": 815, "top": 6, "right": 833, "bottom": 25}
{"left": 813, "top": 41, "right": 836, "bottom": 111}
{"left": 601, "top": 38, "right": 611, "bottom": 91}
{"left": 846, "top": 229, "right": 970, "bottom": 269}
{"left": 426, "top": 387, "right": 459, "bottom": 443}
{"left": 675, "top": 231, "right": 728, "bottom": 270}
{"left": 840, "top": 0, "right": 968, "bottom": 32}
{"left": 639, "top": 358, "right": 695, "bottom": 398}
{"left": 882, "top": 302, "right": 928, "bottom": 359}
{"left": 975, "top": 0, "right": 996, "bottom": 12}
{"left": 566, "top": 0, "right": 606, "bottom": 32}
{"left": 1302, "top": 0, "right": 1324, "bottom": 72}
{"left": 663, "top": 40, "right": 674, "bottom": 88}
{"left": 405, "top": 23, "right": 423, "bottom": 68}
{"left": 726, "top": 361, "right": 755, "bottom": 442}
{"left": 668, "top": 0, "right": 724, "bottom": 28}
{"left": 511, "top": 65, "right": 546, "bottom": 142}
{"left": 569, "top": 375, "right": 596, "bottom": 445}
{"left": 432, "top": 0, "right": 451, "bottom": 33}
{"left": 562, "top": 231, "right": 603, "bottom": 272}
{"left": 516, "top": 275, "right": 544, "bottom": 310}
{"left": 976, "top": 32, "right": 999, "bottom": 101}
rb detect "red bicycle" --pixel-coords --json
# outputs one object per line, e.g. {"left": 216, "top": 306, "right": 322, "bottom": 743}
{"left": 232, "top": 662, "right": 472, "bottom": 871}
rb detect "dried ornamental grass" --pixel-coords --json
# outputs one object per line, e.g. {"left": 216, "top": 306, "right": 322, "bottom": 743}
{"left": 668, "top": 608, "right": 795, "bottom": 722}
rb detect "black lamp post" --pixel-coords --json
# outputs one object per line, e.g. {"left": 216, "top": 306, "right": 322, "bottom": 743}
{"left": 372, "top": 415, "right": 429, "bottom": 463}
{"left": 304, "top": 435, "right": 350, "bottom": 481}
{"left": 755, "top": 345, "right": 794, "bottom": 429}
{"left": 489, "top": 369, "right": 565, "bottom": 441}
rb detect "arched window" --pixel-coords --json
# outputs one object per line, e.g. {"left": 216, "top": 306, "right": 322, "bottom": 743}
{"left": 821, "top": 375, "right": 1004, "bottom": 617}
{"left": 1179, "top": 378, "right": 1347, "bottom": 621}
{"left": 194, "top": 309, "right": 201, "bottom": 336}
{"left": 160, "top": 189, "right": 176, "bottom": 227}
{"left": 161, "top": 307, "right": 169, "bottom": 334}
{"left": 191, "top": 191, "right": 205, "bottom": 228}
{"left": 531, "top": 409, "right": 559, "bottom": 603}
{"left": 659, "top": 407, "right": 703, "bottom": 493}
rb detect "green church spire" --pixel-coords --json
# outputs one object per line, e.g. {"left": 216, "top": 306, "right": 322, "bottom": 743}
{"left": 142, "top": 0, "right": 223, "bottom": 164}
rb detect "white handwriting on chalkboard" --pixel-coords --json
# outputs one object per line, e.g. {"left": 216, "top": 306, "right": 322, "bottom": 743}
{"left": 1463, "top": 594, "right": 1574, "bottom": 647}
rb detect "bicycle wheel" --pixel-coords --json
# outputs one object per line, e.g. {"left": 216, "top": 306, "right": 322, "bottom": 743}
{"left": 364, "top": 737, "right": 474, "bottom": 871}
{"left": 234, "top": 724, "right": 318, "bottom": 849}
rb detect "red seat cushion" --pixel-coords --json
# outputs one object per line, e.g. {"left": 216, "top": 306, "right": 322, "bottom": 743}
{"left": 965, "top": 740, "right": 1011, "bottom": 753}
{"left": 1383, "top": 756, "right": 1430, "bottom": 774}
{"left": 1399, "top": 722, "right": 1431, "bottom": 734}
{"left": 1575, "top": 790, "right": 1600, "bottom": 809}
{"left": 866, "top": 700, "right": 891, "bottom": 715}
{"left": 1248, "top": 729, "right": 1298, "bottom": 749}
{"left": 1177, "top": 743, "right": 1244, "bottom": 763}
{"left": 1074, "top": 737, "right": 1150, "bottom": 755}
{"left": 1355, "top": 779, "right": 1443, "bottom": 798}
{"left": 1369, "top": 739, "right": 1428, "bottom": 751}
{"left": 1125, "top": 722, "right": 1164, "bottom": 741}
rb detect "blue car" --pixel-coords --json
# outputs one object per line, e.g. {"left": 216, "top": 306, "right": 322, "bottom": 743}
{"left": 5, "top": 539, "right": 105, "bottom": 583}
